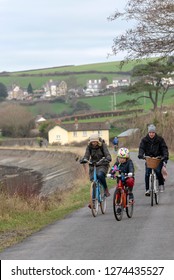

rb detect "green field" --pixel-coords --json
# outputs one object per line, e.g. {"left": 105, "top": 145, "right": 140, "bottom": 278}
{"left": 27, "top": 88, "right": 174, "bottom": 117}
{"left": 9, "top": 60, "right": 151, "bottom": 75}
{"left": 1, "top": 58, "right": 174, "bottom": 117}
{"left": 0, "top": 71, "right": 127, "bottom": 89}
{"left": 0, "top": 58, "right": 155, "bottom": 89}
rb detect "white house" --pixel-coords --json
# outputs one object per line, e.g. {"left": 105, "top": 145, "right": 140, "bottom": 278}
{"left": 48, "top": 121, "right": 110, "bottom": 145}
{"left": 43, "top": 79, "right": 67, "bottom": 97}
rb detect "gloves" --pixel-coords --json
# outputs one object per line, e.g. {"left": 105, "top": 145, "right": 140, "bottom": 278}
{"left": 128, "top": 172, "right": 133, "bottom": 177}
{"left": 79, "top": 158, "right": 88, "bottom": 164}
{"left": 163, "top": 157, "right": 168, "bottom": 165}
{"left": 138, "top": 155, "right": 144, "bottom": 159}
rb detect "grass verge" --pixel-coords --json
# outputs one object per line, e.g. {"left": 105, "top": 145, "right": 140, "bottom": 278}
{"left": 0, "top": 177, "right": 114, "bottom": 252}
{"left": 0, "top": 178, "right": 88, "bottom": 251}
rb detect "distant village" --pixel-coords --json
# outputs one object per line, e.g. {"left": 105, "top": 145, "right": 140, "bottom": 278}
{"left": 6, "top": 76, "right": 174, "bottom": 102}
{"left": 6, "top": 77, "right": 133, "bottom": 101}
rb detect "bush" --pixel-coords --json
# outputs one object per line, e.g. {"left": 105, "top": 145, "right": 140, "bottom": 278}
{"left": 128, "top": 110, "right": 174, "bottom": 151}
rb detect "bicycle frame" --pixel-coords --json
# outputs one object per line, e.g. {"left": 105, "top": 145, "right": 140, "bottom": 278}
{"left": 90, "top": 162, "right": 107, "bottom": 217}
{"left": 80, "top": 158, "right": 107, "bottom": 217}
{"left": 114, "top": 144, "right": 118, "bottom": 152}
{"left": 149, "top": 168, "right": 159, "bottom": 206}
{"left": 112, "top": 173, "right": 133, "bottom": 221}
{"left": 145, "top": 156, "right": 160, "bottom": 206}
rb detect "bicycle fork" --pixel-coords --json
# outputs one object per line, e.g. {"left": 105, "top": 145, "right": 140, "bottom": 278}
{"left": 92, "top": 182, "right": 102, "bottom": 203}
{"left": 115, "top": 188, "right": 123, "bottom": 205}
{"left": 150, "top": 171, "right": 158, "bottom": 192}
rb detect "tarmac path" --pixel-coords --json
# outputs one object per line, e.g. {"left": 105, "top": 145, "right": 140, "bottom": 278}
{"left": 0, "top": 151, "right": 174, "bottom": 260}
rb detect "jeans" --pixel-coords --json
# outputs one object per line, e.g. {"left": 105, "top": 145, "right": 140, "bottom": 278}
{"left": 90, "top": 171, "right": 107, "bottom": 190}
{"left": 145, "top": 161, "right": 164, "bottom": 190}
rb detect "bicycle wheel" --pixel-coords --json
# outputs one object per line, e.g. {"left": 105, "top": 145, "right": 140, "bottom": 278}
{"left": 100, "top": 184, "right": 107, "bottom": 214}
{"left": 126, "top": 193, "right": 134, "bottom": 218}
{"left": 90, "top": 182, "right": 99, "bottom": 217}
{"left": 113, "top": 189, "right": 123, "bottom": 221}
{"left": 154, "top": 176, "right": 159, "bottom": 205}
{"left": 150, "top": 174, "right": 154, "bottom": 206}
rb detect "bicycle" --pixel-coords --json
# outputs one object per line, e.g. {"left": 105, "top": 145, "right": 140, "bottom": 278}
{"left": 108, "top": 171, "right": 134, "bottom": 221}
{"left": 145, "top": 156, "right": 161, "bottom": 206}
{"left": 80, "top": 158, "right": 107, "bottom": 217}
{"left": 114, "top": 144, "right": 118, "bottom": 152}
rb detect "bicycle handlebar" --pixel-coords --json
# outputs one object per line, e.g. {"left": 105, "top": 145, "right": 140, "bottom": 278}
{"left": 107, "top": 172, "right": 133, "bottom": 180}
{"left": 145, "top": 156, "right": 162, "bottom": 159}
{"left": 140, "top": 155, "right": 163, "bottom": 161}
{"left": 80, "top": 157, "right": 109, "bottom": 166}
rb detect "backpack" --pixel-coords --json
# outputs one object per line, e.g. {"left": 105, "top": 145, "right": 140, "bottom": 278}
{"left": 99, "top": 137, "right": 105, "bottom": 144}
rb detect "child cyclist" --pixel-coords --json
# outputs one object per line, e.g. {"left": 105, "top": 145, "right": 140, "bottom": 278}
{"left": 109, "top": 147, "right": 135, "bottom": 203}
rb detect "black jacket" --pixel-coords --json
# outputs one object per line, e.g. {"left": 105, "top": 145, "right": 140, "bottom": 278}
{"left": 138, "top": 133, "right": 169, "bottom": 163}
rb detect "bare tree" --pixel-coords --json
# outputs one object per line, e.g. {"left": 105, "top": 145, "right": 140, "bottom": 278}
{"left": 109, "top": 0, "right": 174, "bottom": 62}
{"left": 117, "top": 61, "right": 173, "bottom": 110}
{"left": 0, "top": 104, "right": 34, "bottom": 137}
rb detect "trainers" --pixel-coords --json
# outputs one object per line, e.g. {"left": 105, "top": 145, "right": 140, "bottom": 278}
{"left": 104, "top": 188, "right": 110, "bottom": 197}
{"left": 159, "top": 185, "right": 164, "bottom": 193}
{"left": 145, "top": 190, "right": 150, "bottom": 196}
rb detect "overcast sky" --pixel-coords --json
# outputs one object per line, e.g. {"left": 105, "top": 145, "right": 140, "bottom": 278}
{"left": 0, "top": 0, "right": 129, "bottom": 72}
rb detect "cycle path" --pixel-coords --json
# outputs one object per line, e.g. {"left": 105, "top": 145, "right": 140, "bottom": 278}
{"left": 0, "top": 151, "right": 174, "bottom": 260}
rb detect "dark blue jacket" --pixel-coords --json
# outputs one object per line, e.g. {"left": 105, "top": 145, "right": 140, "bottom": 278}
{"left": 111, "top": 159, "right": 134, "bottom": 175}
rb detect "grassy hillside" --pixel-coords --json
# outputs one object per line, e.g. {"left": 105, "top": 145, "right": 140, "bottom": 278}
{"left": 0, "top": 59, "right": 154, "bottom": 89}
{"left": 1, "top": 58, "right": 173, "bottom": 118}
{"left": 26, "top": 87, "right": 174, "bottom": 117}
{"left": 8, "top": 60, "right": 150, "bottom": 75}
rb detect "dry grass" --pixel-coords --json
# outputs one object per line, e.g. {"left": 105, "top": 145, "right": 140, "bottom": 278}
{"left": 0, "top": 113, "right": 173, "bottom": 251}
{"left": 0, "top": 168, "right": 89, "bottom": 251}
{"left": 118, "top": 109, "right": 174, "bottom": 153}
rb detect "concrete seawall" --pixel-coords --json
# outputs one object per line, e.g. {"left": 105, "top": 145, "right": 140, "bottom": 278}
{"left": 0, "top": 148, "right": 85, "bottom": 196}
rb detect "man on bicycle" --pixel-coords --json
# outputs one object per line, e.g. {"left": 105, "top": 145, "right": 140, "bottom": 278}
{"left": 138, "top": 124, "right": 169, "bottom": 196}
{"left": 81, "top": 133, "right": 112, "bottom": 198}
{"left": 113, "top": 136, "right": 119, "bottom": 152}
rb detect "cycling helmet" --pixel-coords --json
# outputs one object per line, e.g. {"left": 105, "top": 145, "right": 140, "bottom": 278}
{"left": 117, "top": 147, "right": 130, "bottom": 158}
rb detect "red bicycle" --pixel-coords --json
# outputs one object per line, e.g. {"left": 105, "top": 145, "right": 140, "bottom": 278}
{"left": 108, "top": 171, "right": 134, "bottom": 221}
